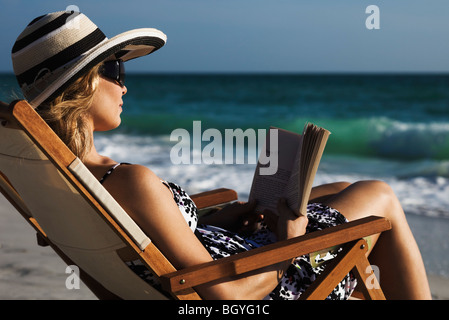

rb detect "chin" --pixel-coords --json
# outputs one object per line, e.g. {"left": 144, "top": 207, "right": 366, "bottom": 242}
{"left": 112, "top": 121, "right": 121, "bottom": 130}
{"left": 96, "top": 120, "right": 122, "bottom": 132}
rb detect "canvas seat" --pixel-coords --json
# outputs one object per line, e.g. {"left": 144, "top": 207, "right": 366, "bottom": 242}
{"left": 0, "top": 100, "right": 391, "bottom": 300}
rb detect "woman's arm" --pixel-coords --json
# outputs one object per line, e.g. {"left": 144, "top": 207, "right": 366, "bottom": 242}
{"left": 102, "top": 164, "right": 307, "bottom": 299}
{"left": 202, "top": 181, "right": 352, "bottom": 232}
{"left": 198, "top": 200, "right": 264, "bottom": 236}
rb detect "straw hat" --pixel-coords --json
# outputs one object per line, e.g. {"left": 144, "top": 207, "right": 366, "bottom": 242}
{"left": 11, "top": 10, "right": 166, "bottom": 108}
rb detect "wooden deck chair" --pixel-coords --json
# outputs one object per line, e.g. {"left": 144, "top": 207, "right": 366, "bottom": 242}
{"left": 0, "top": 99, "right": 391, "bottom": 300}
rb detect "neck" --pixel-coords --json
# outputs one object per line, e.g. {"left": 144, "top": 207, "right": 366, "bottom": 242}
{"left": 84, "top": 139, "right": 115, "bottom": 167}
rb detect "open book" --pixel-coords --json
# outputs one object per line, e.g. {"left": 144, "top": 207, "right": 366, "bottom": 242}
{"left": 248, "top": 123, "right": 330, "bottom": 216}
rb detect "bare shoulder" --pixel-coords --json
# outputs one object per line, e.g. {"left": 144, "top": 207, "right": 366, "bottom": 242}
{"left": 114, "top": 163, "right": 158, "bottom": 181}
{"left": 109, "top": 164, "right": 160, "bottom": 186}
{"left": 102, "top": 164, "right": 171, "bottom": 207}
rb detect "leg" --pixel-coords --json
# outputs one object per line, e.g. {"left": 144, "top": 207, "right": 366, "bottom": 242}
{"left": 322, "top": 180, "right": 431, "bottom": 300}
{"left": 309, "top": 181, "right": 351, "bottom": 204}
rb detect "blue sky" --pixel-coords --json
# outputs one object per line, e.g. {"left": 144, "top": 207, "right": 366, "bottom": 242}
{"left": 1, "top": 0, "right": 448, "bottom": 73}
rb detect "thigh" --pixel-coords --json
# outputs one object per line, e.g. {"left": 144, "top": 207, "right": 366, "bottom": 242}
{"left": 309, "top": 181, "right": 351, "bottom": 204}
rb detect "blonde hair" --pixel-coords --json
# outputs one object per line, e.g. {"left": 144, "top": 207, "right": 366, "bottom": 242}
{"left": 37, "top": 64, "right": 101, "bottom": 160}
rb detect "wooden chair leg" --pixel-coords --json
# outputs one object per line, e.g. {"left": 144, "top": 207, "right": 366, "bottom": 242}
{"left": 352, "top": 253, "right": 385, "bottom": 300}
{"left": 299, "top": 239, "right": 385, "bottom": 300}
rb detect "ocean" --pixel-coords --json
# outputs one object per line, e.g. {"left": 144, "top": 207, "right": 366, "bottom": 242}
{"left": 1, "top": 73, "right": 448, "bottom": 277}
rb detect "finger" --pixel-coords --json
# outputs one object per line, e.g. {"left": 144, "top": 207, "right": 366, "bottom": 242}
{"left": 263, "top": 209, "right": 277, "bottom": 220}
{"left": 298, "top": 215, "right": 309, "bottom": 230}
{"left": 263, "top": 210, "right": 278, "bottom": 230}
{"left": 237, "top": 201, "right": 259, "bottom": 221}
{"left": 241, "top": 211, "right": 263, "bottom": 227}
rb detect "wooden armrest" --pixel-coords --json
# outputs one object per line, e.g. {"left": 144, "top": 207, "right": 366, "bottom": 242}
{"left": 190, "top": 188, "right": 238, "bottom": 209}
{"left": 160, "top": 216, "right": 391, "bottom": 293}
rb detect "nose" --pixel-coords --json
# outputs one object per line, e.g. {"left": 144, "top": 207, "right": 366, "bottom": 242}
{"left": 122, "top": 85, "right": 127, "bottom": 95}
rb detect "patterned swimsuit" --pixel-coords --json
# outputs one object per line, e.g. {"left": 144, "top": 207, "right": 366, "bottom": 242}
{"left": 101, "top": 163, "right": 357, "bottom": 300}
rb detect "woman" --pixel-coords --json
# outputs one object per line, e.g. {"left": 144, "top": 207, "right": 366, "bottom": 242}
{"left": 12, "top": 11, "right": 431, "bottom": 300}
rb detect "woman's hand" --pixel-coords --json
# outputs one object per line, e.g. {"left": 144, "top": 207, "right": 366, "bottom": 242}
{"left": 264, "top": 198, "right": 308, "bottom": 241}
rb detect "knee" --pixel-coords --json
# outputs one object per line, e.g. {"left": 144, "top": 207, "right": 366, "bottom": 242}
{"left": 353, "top": 180, "right": 395, "bottom": 199}
{"left": 355, "top": 179, "right": 391, "bottom": 191}
{"left": 354, "top": 180, "right": 403, "bottom": 217}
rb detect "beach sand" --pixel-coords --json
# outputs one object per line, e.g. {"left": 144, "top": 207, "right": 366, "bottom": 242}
{"left": 0, "top": 194, "right": 448, "bottom": 300}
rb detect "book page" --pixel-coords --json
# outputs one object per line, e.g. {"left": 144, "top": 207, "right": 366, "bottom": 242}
{"left": 249, "top": 127, "right": 302, "bottom": 214}
{"left": 297, "top": 124, "right": 330, "bottom": 216}
{"left": 249, "top": 123, "right": 330, "bottom": 217}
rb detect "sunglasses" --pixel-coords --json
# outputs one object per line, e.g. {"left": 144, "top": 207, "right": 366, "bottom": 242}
{"left": 99, "top": 59, "right": 125, "bottom": 87}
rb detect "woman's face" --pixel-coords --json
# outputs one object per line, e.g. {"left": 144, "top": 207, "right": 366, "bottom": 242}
{"left": 87, "top": 77, "right": 127, "bottom": 132}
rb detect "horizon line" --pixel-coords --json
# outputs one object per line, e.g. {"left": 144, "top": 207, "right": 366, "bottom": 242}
{"left": 1, "top": 70, "right": 449, "bottom": 76}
